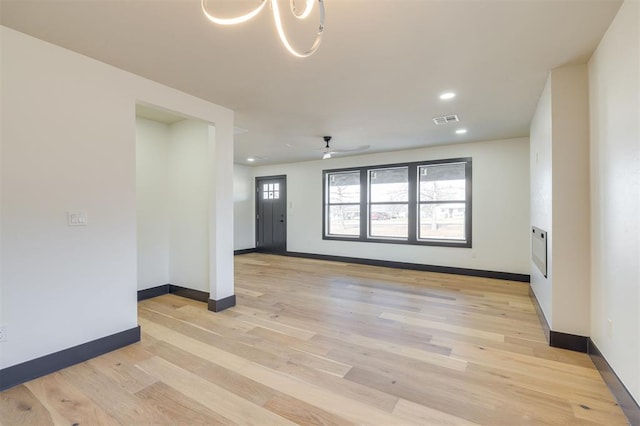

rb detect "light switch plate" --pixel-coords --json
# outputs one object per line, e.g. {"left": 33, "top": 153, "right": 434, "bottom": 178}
{"left": 68, "top": 211, "right": 88, "bottom": 226}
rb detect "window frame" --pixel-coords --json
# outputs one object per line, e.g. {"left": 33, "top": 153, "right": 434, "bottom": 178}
{"left": 322, "top": 157, "right": 472, "bottom": 248}
{"left": 367, "top": 166, "right": 410, "bottom": 240}
{"left": 323, "top": 169, "right": 363, "bottom": 238}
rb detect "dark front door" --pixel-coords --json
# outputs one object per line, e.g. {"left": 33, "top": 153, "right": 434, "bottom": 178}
{"left": 256, "top": 176, "right": 287, "bottom": 253}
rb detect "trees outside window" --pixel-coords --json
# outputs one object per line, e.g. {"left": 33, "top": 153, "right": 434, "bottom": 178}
{"left": 323, "top": 158, "right": 471, "bottom": 248}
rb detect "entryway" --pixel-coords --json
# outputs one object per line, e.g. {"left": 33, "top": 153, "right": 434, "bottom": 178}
{"left": 255, "top": 175, "right": 287, "bottom": 253}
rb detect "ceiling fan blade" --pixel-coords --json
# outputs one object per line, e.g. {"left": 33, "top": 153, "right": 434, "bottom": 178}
{"left": 331, "top": 144, "right": 370, "bottom": 153}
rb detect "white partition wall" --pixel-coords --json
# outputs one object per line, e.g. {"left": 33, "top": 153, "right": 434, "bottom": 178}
{"left": 1, "top": 26, "right": 234, "bottom": 373}
{"left": 588, "top": 0, "right": 639, "bottom": 405}
{"left": 136, "top": 118, "right": 171, "bottom": 290}
{"left": 168, "top": 119, "right": 212, "bottom": 293}
{"left": 530, "top": 64, "right": 591, "bottom": 338}
{"left": 136, "top": 117, "right": 216, "bottom": 294}
{"left": 209, "top": 121, "right": 235, "bottom": 305}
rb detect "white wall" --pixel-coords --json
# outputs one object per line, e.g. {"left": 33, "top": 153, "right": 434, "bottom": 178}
{"left": 550, "top": 65, "right": 590, "bottom": 337}
{"left": 529, "top": 65, "right": 591, "bottom": 337}
{"left": 588, "top": 0, "right": 639, "bottom": 404}
{"left": 0, "top": 26, "right": 234, "bottom": 370}
{"left": 234, "top": 164, "right": 255, "bottom": 250}
{"left": 136, "top": 118, "right": 212, "bottom": 293}
{"left": 136, "top": 118, "right": 171, "bottom": 290}
{"left": 252, "top": 138, "right": 530, "bottom": 274}
{"left": 168, "top": 120, "right": 211, "bottom": 292}
{"left": 530, "top": 77, "right": 553, "bottom": 325}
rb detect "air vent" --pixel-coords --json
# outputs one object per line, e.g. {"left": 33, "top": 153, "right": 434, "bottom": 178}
{"left": 433, "top": 114, "right": 460, "bottom": 125}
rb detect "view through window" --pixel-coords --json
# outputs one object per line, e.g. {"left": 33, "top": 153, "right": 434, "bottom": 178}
{"left": 323, "top": 158, "right": 471, "bottom": 247}
{"left": 369, "top": 167, "right": 409, "bottom": 239}
{"left": 326, "top": 171, "right": 360, "bottom": 236}
{"left": 418, "top": 162, "right": 466, "bottom": 241}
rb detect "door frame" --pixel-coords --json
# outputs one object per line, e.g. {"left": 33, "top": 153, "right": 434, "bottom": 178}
{"left": 255, "top": 175, "right": 287, "bottom": 253}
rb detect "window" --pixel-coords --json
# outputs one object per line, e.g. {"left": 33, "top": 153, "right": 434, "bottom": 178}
{"left": 325, "top": 170, "right": 361, "bottom": 237}
{"left": 323, "top": 158, "right": 471, "bottom": 247}
{"left": 369, "top": 167, "right": 408, "bottom": 239}
{"left": 418, "top": 163, "right": 466, "bottom": 241}
{"left": 263, "top": 183, "right": 280, "bottom": 200}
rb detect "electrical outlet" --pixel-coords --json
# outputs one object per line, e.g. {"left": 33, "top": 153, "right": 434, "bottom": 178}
{"left": 607, "top": 318, "right": 613, "bottom": 338}
{"left": 0, "top": 325, "right": 7, "bottom": 342}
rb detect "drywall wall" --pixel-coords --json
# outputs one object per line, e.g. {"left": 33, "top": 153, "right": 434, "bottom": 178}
{"left": 234, "top": 164, "right": 255, "bottom": 251}
{"left": 550, "top": 65, "right": 590, "bottom": 337}
{"left": 168, "top": 120, "right": 211, "bottom": 292}
{"left": 252, "top": 137, "right": 530, "bottom": 274}
{"left": 136, "top": 118, "right": 171, "bottom": 290}
{"left": 0, "top": 34, "right": 3, "bottom": 345}
{"left": 0, "top": 26, "right": 233, "bottom": 370}
{"left": 529, "top": 77, "right": 553, "bottom": 325}
{"left": 136, "top": 117, "right": 213, "bottom": 293}
{"left": 529, "top": 65, "right": 591, "bottom": 337}
{"left": 209, "top": 124, "right": 235, "bottom": 302}
{"left": 589, "top": 0, "right": 639, "bottom": 403}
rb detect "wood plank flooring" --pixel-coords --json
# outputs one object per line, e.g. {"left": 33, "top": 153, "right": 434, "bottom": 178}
{"left": 0, "top": 254, "right": 629, "bottom": 425}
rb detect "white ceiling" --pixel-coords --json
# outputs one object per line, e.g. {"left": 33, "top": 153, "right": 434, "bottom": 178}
{"left": 1, "top": 0, "right": 621, "bottom": 165}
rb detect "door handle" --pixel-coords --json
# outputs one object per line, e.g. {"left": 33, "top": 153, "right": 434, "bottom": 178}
{"left": 279, "top": 220, "right": 284, "bottom": 223}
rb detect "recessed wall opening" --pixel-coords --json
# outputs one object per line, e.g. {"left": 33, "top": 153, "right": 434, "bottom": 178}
{"left": 135, "top": 103, "right": 213, "bottom": 295}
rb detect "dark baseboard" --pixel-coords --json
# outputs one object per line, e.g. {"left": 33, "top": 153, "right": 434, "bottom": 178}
{"left": 137, "top": 284, "right": 170, "bottom": 301}
{"left": 0, "top": 326, "right": 140, "bottom": 392}
{"left": 234, "top": 248, "right": 257, "bottom": 255}
{"left": 208, "top": 295, "right": 236, "bottom": 312}
{"left": 528, "top": 287, "right": 638, "bottom": 425}
{"left": 139, "top": 284, "right": 235, "bottom": 312}
{"left": 528, "top": 287, "right": 551, "bottom": 341}
{"left": 550, "top": 331, "right": 589, "bottom": 353}
{"left": 528, "top": 288, "right": 588, "bottom": 353}
{"left": 169, "top": 285, "right": 209, "bottom": 303}
{"left": 137, "top": 284, "right": 209, "bottom": 304}
{"left": 589, "top": 339, "right": 640, "bottom": 425}
{"left": 281, "top": 251, "right": 530, "bottom": 283}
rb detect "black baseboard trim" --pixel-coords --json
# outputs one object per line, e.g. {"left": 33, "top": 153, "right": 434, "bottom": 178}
{"left": 0, "top": 326, "right": 140, "bottom": 392}
{"left": 280, "top": 251, "right": 530, "bottom": 283}
{"left": 169, "top": 285, "right": 209, "bottom": 303}
{"left": 137, "top": 284, "right": 171, "bottom": 301}
{"left": 528, "top": 287, "right": 551, "bottom": 342}
{"left": 589, "top": 339, "right": 640, "bottom": 425}
{"left": 550, "top": 331, "right": 589, "bottom": 353}
{"left": 208, "top": 295, "right": 236, "bottom": 312}
{"left": 528, "top": 288, "right": 588, "bottom": 353}
{"left": 137, "top": 284, "right": 209, "bottom": 304}
{"left": 234, "top": 248, "right": 257, "bottom": 255}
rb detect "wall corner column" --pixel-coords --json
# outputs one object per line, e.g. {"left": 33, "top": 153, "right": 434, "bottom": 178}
{"left": 208, "top": 113, "right": 235, "bottom": 312}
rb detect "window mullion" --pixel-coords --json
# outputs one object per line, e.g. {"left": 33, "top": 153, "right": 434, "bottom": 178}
{"left": 360, "top": 168, "right": 367, "bottom": 240}
{"left": 408, "top": 166, "right": 417, "bottom": 242}
{"left": 466, "top": 160, "right": 473, "bottom": 247}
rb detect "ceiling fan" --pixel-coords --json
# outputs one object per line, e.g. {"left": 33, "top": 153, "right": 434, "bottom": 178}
{"left": 321, "top": 136, "right": 369, "bottom": 159}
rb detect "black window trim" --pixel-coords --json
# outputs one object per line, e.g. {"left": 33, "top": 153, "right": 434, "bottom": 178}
{"left": 322, "top": 157, "right": 472, "bottom": 248}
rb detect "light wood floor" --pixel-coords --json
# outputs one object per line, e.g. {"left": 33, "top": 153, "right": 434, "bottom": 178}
{"left": 0, "top": 254, "right": 629, "bottom": 425}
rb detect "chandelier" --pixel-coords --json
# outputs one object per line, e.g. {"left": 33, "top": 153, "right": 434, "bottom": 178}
{"left": 201, "top": 0, "right": 326, "bottom": 58}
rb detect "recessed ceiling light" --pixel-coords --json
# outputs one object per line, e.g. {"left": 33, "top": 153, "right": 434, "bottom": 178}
{"left": 247, "top": 157, "right": 255, "bottom": 162}
{"left": 439, "top": 92, "right": 456, "bottom": 100}
{"left": 456, "top": 129, "right": 467, "bottom": 134}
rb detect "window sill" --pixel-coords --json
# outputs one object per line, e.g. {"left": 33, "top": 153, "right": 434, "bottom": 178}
{"left": 323, "top": 235, "right": 471, "bottom": 248}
